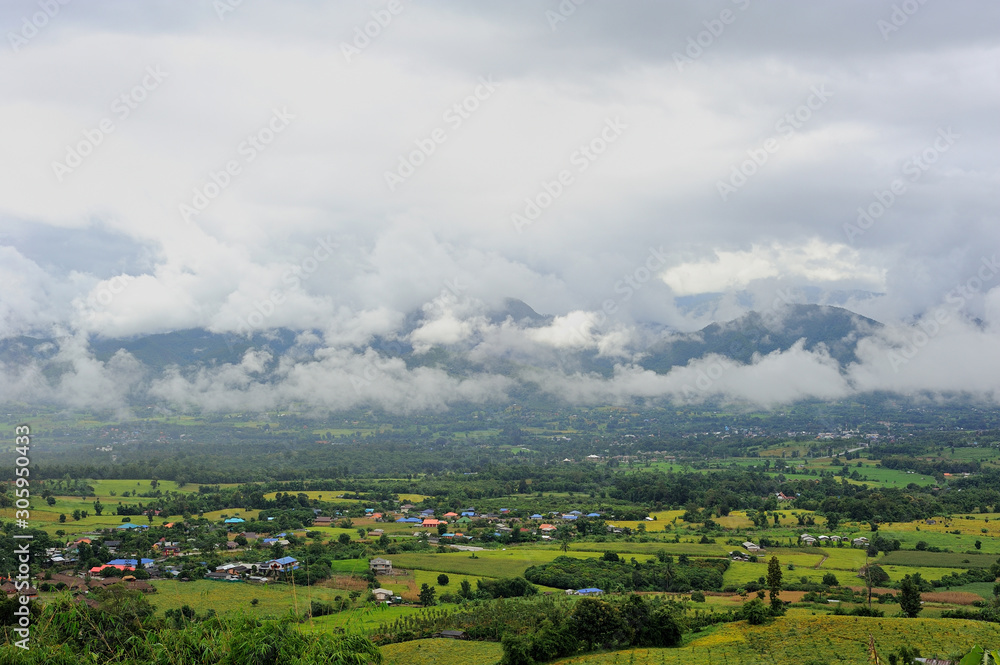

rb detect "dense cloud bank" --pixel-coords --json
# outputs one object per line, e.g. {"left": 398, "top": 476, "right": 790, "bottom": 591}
{"left": 1, "top": 2, "right": 998, "bottom": 412}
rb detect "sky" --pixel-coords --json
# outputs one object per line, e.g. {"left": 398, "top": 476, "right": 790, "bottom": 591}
{"left": 1, "top": 0, "right": 998, "bottom": 413}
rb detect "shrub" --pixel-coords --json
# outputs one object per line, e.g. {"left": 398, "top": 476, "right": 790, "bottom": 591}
{"left": 741, "top": 598, "right": 769, "bottom": 625}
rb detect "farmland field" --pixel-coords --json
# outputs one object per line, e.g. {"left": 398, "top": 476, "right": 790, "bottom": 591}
{"left": 879, "top": 550, "right": 999, "bottom": 568}
{"left": 388, "top": 549, "right": 608, "bottom": 579}
{"left": 545, "top": 616, "right": 1000, "bottom": 665}
{"left": 381, "top": 638, "right": 503, "bottom": 665}
{"left": 150, "top": 579, "right": 366, "bottom": 619}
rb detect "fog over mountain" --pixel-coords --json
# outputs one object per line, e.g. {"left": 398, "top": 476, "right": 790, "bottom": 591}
{"left": 1, "top": 1, "right": 999, "bottom": 414}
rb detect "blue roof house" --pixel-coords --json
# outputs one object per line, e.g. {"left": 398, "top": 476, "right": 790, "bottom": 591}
{"left": 266, "top": 556, "right": 298, "bottom": 573}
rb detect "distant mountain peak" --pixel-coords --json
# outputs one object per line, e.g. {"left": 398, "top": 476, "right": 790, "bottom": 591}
{"left": 488, "top": 298, "right": 550, "bottom": 326}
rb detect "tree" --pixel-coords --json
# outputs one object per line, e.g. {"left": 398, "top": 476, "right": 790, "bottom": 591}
{"left": 976, "top": 540, "right": 983, "bottom": 550}
{"left": 825, "top": 512, "right": 840, "bottom": 530}
{"left": 766, "top": 555, "right": 783, "bottom": 611}
{"left": 822, "top": 573, "right": 839, "bottom": 586}
{"left": 899, "top": 573, "right": 923, "bottom": 618}
{"left": 72, "top": 509, "right": 82, "bottom": 521}
{"left": 419, "top": 583, "right": 436, "bottom": 606}
{"left": 459, "top": 579, "right": 472, "bottom": 599}
{"left": 45, "top": 496, "right": 56, "bottom": 506}
{"left": 59, "top": 514, "right": 66, "bottom": 523}
{"left": 741, "top": 598, "right": 768, "bottom": 625}
{"left": 93, "top": 500, "right": 103, "bottom": 516}
{"left": 569, "top": 597, "right": 625, "bottom": 650}
{"left": 556, "top": 525, "right": 573, "bottom": 553}
{"left": 437, "top": 574, "right": 449, "bottom": 586}
{"left": 337, "top": 533, "right": 351, "bottom": 546}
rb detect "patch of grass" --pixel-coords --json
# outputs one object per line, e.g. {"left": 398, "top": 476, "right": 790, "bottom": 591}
{"left": 151, "top": 579, "right": 358, "bottom": 618}
{"left": 880, "top": 550, "right": 998, "bottom": 568}
{"left": 381, "top": 638, "right": 503, "bottom": 665}
{"left": 548, "top": 616, "right": 1000, "bottom": 664}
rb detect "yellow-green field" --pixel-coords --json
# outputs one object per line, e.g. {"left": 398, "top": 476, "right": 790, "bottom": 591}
{"left": 372, "top": 616, "right": 1000, "bottom": 665}
{"left": 150, "top": 579, "right": 365, "bottom": 618}
{"left": 388, "top": 549, "right": 609, "bottom": 579}
{"left": 382, "top": 638, "right": 503, "bottom": 665}
{"left": 544, "top": 616, "right": 1000, "bottom": 665}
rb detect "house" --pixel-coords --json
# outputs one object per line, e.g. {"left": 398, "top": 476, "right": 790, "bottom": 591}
{"left": 266, "top": 556, "right": 299, "bottom": 573}
{"left": 852, "top": 537, "right": 870, "bottom": 548}
{"left": 109, "top": 558, "right": 154, "bottom": 568}
{"left": 422, "top": 518, "right": 443, "bottom": 527}
{"left": 47, "top": 573, "right": 87, "bottom": 591}
{"left": 539, "top": 524, "right": 556, "bottom": 532}
{"left": 370, "top": 529, "right": 384, "bottom": 537}
{"left": 432, "top": 630, "right": 469, "bottom": 640}
{"left": 372, "top": 588, "right": 394, "bottom": 602}
{"left": 125, "top": 580, "right": 155, "bottom": 593}
{"left": 576, "top": 588, "right": 603, "bottom": 595}
{"left": 369, "top": 557, "right": 392, "bottom": 575}
{"left": 103, "top": 540, "right": 122, "bottom": 552}
{"left": 442, "top": 512, "right": 459, "bottom": 519}
{"left": 224, "top": 517, "right": 245, "bottom": 526}
{"left": 205, "top": 571, "right": 240, "bottom": 582}
{"left": 312, "top": 516, "right": 333, "bottom": 526}
{"left": 1, "top": 582, "right": 38, "bottom": 599}
{"left": 89, "top": 564, "right": 135, "bottom": 576}
{"left": 743, "top": 541, "right": 761, "bottom": 552}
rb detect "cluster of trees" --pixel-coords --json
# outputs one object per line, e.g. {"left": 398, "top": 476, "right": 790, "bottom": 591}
{"left": 501, "top": 595, "right": 684, "bottom": 665}
{"left": 524, "top": 553, "right": 729, "bottom": 593}
{"left": 0, "top": 584, "right": 382, "bottom": 664}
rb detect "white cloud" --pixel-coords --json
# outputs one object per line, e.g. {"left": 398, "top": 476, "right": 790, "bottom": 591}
{"left": 660, "top": 240, "right": 886, "bottom": 296}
